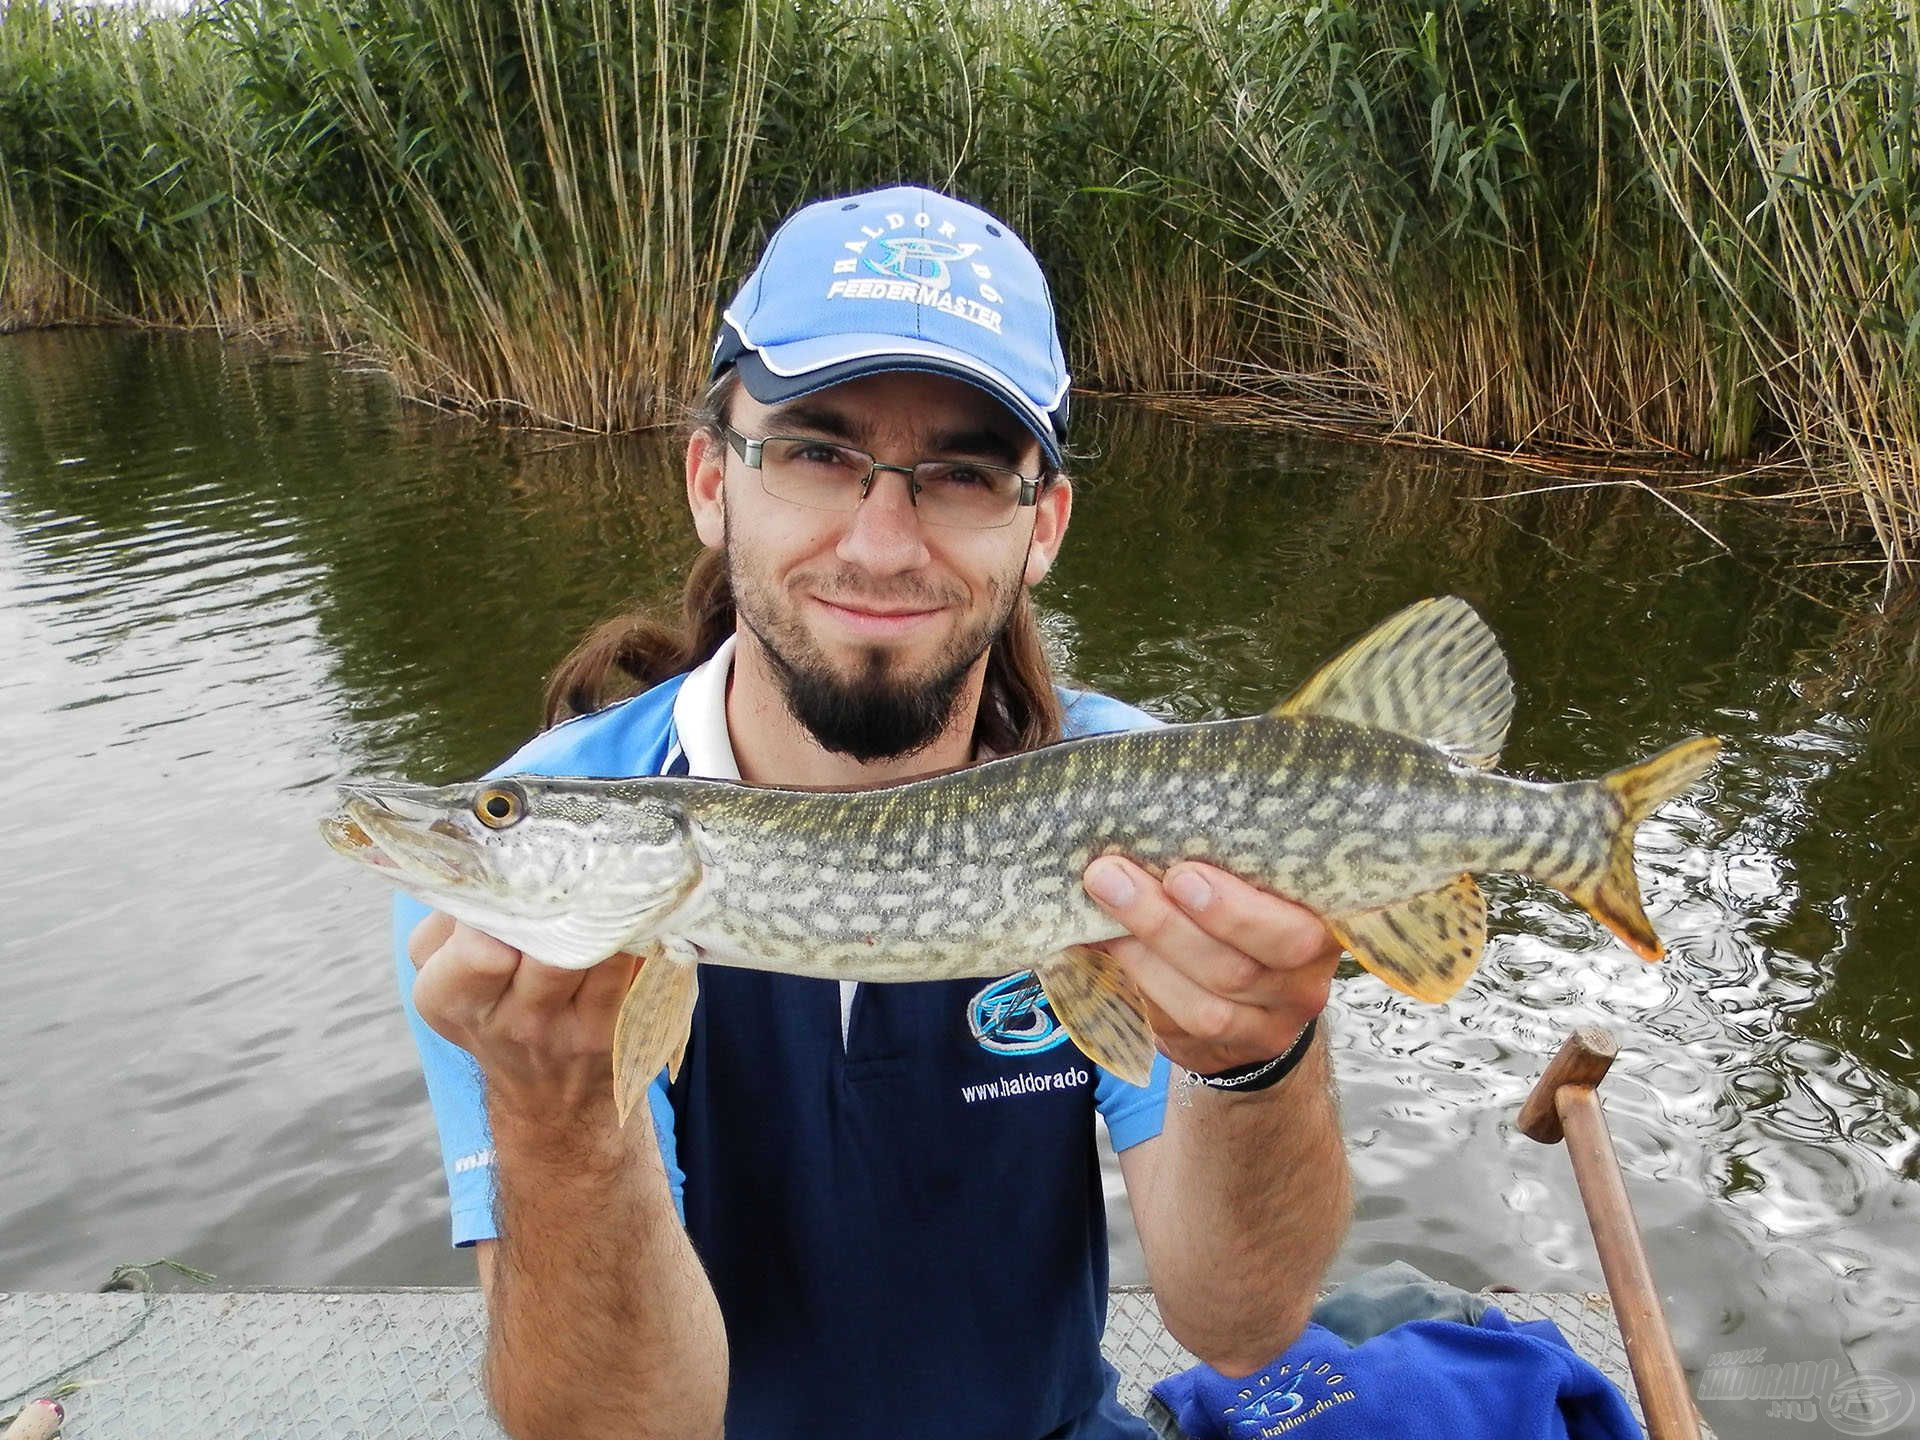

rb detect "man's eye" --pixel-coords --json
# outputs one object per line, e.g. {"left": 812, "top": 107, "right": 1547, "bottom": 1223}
{"left": 791, "top": 442, "right": 856, "bottom": 468}
{"left": 921, "top": 462, "right": 1003, "bottom": 491}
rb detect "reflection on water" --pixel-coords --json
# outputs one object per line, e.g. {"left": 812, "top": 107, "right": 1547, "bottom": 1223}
{"left": 2, "top": 331, "right": 1914, "bottom": 1435}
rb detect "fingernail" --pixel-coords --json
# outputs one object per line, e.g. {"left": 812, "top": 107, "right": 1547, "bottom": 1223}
{"left": 1085, "top": 860, "right": 1135, "bottom": 907}
{"left": 1167, "top": 870, "right": 1212, "bottom": 912}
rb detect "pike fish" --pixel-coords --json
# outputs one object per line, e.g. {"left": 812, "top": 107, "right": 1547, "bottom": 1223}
{"left": 324, "top": 597, "right": 1719, "bottom": 1121}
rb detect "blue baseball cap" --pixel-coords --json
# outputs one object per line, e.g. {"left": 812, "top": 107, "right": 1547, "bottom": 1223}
{"left": 711, "top": 186, "right": 1070, "bottom": 468}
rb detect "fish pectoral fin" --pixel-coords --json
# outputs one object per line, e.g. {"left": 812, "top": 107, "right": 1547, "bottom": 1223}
{"left": 1273, "top": 596, "right": 1513, "bottom": 771}
{"left": 612, "top": 944, "right": 699, "bottom": 1126}
{"left": 1330, "top": 874, "right": 1485, "bottom": 1004}
{"left": 1035, "top": 945, "right": 1157, "bottom": 1087}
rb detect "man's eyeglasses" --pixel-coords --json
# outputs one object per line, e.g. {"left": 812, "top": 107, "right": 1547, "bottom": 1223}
{"left": 717, "top": 424, "right": 1043, "bottom": 531}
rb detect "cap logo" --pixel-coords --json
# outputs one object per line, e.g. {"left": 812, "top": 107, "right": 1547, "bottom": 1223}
{"left": 866, "top": 236, "right": 979, "bottom": 292}
{"left": 824, "top": 209, "right": 1005, "bottom": 335}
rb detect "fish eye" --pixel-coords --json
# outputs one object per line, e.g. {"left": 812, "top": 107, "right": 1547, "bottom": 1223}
{"left": 474, "top": 785, "right": 525, "bottom": 829}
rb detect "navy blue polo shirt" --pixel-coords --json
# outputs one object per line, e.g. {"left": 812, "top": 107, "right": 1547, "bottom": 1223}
{"left": 394, "top": 637, "right": 1172, "bottom": 1438}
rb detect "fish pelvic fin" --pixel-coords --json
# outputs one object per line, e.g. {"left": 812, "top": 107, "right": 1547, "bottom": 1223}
{"left": 1330, "top": 873, "right": 1485, "bottom": 1003}
{"left": 1569, "top": 735, "right": 1723, "bottom": 962}
{"left": 1274, "top": 596, "right": 1513, "bottom": 771}
{"left": 1035, "top": 945, "right": 1157, "bottom": 1087}
{"left": 612, "top": 945, "right": 699, "bottom": 1126}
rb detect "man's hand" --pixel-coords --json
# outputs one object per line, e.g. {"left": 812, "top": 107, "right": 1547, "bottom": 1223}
{"left": 1082, "top": 858, "right": 1341, "bottom": 1076}
{"left": 407, "top": 912, "right": 639, "bottom": 1124}
{"left": 410, "top": 912, "right": 727, "bottom": 1439}
{"left": 1090, "top": 857, "right": 1352, "bottom": 1374}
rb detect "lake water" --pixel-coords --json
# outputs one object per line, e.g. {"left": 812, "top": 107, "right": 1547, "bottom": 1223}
{"left": 2, "top": 330, "right": 1914, "bottom": 1436}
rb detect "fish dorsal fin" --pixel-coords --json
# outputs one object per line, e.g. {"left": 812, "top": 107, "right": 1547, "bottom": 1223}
{"left": 1273, "top": 596, "right": 1513, "bottom": 770}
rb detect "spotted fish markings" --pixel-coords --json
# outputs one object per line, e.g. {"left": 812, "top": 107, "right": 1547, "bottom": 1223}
{"left": 324, "top": 598, "right": 1721, "bottom": 1121}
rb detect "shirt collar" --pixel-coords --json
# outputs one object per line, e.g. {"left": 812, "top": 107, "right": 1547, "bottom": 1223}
{"left": 670, "top": 632, "right": 742, "bottom": 781}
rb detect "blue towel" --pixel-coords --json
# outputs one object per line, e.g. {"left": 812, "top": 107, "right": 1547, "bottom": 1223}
{"left": 1151, "top": 1306, "right": 1642, "bottom": 1440}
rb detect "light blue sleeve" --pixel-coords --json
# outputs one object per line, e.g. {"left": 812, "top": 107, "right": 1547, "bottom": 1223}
{"left": 1059, "top": 687, "right": 1164, "bottom": 739}
{"left": 1095, "top": 1052, "right": 1172, "bottom": 1151}
{"left": 392, "top": 895, "right": 685, "bottom": 1246}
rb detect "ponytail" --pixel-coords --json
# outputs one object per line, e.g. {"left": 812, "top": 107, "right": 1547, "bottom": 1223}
{"left": 541, "top": 548, "right": 735, "bottom": 728}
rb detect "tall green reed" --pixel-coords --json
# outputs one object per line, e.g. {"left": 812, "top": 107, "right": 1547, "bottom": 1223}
{"left": 223, "top": 0, "right": 776, "bottom": 428}
{"left": 743, "top": 0, "right": 1280, "bottom": 394}
{"left": 0, "top": 0, "right": 1913, "bottom": 571}
{"left": 0, "top": 1, "right": 303, "bottom": 331}
{"left": 1622, "top": 0, "right": 1918, "bottom": 574}
{"left": 1160, "top": 0, "right": 1768, "bottom": 456}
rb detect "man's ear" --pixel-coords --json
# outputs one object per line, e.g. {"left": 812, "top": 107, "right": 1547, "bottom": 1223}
{"left": 1023, "top": 476, "right": 1072, "bottom": 587}
{"left": 687, "top": 428, "right": 726, "bottom": 549}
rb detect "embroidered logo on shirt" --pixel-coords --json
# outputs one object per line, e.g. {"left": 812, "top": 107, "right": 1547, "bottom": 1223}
{"left": 958, "top": 1065, "right": 1091, "bottom": 1105}
{"left": 966, "top": 972, "right": 1071, "bottom": 1058}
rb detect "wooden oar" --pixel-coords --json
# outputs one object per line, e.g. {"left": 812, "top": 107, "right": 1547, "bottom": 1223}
{"left": 1518, "top": 1026, "right": 1701, "bottom": 1440}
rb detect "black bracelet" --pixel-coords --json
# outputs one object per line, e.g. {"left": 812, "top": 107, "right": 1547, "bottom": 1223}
{"left": 1184, "top": 1016, "right": 1319, "bottom": 1095}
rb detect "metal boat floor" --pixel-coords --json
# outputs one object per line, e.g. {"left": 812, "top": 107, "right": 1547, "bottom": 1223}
{"left": 2, "top": 1285, "right": 1688, "bottom": 1438}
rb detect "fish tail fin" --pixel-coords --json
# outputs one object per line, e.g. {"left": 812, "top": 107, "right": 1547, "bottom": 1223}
{"left": 1567, "top": 736, "right": 1721, "bottom": 961}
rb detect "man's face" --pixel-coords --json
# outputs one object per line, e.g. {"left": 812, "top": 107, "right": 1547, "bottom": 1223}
{"left": 687, "top": 371, "right": 1070, "bottom": 761}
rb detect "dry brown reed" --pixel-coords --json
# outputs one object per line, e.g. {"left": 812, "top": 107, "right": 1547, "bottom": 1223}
{"left": 1, "top": 0, "right": 1914, "bottom": 579}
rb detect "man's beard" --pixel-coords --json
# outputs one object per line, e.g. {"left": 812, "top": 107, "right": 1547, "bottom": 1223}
{"left": 724, "top": 535, "right": 1022, "bottom": 763}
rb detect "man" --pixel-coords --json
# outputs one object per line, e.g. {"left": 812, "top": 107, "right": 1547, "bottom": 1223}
{"left": 397, "top": 185, "right": 1350, "bottom": 1440}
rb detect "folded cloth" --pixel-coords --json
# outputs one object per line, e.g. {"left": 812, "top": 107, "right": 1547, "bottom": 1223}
{"left": 1150, "top": 1306, "right": 1641, "bottom": 1440}
{"left": 1309, "top": 1260, "right": 1488, "bottom": 1344}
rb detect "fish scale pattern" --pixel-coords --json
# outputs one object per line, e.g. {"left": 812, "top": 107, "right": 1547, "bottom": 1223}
{"left": 678, "top": 714, "right": 1581, "bottom": 986}
{"left": 0, "top": 1286, "right": 1687, "bottom": 1438}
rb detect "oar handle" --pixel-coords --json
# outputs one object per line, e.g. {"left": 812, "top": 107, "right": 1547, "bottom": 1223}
{"left": 1517, "top": 1024, "right": 1617, "bottom": 1143}
{"left": 1520, "top": 1028, "right": 1701, "bottom": 1440}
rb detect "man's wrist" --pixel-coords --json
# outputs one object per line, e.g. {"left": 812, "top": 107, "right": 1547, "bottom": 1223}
{"left": 486, "top": 1085, "right": 635, "bottom": 1173}
{"left": 1183, "top": 1016, "right": 1319, "bottom": 1095}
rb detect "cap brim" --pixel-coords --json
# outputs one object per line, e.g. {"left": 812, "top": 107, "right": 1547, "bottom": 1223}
{"left": 729, "top": 338, "right": 1064, "bottom": 469}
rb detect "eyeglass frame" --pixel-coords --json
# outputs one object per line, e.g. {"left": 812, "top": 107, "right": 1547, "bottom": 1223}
{"left": 714, "top": 422, "right": 1049, "bottom": 529}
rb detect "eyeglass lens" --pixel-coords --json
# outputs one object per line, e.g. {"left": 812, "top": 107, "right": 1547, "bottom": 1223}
{"left": 755, "top": 437, "right": 1025, "bottom": 529}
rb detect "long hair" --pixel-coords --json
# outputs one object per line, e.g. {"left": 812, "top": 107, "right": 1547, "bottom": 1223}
{"left": 541, "top": 375, "right": 1067, "bottom": 754}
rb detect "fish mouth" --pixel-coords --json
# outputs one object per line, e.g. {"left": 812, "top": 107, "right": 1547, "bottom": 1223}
{"left": 319, "top": 814, "right": 392, "bottom": 865}
{"left": 324, "top": 781, "right": 490, "bottom": 890}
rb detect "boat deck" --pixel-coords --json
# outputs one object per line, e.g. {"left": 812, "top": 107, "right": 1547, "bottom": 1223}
{"left": 1, "top": 1284, "right": 1690, "bottom": 1437}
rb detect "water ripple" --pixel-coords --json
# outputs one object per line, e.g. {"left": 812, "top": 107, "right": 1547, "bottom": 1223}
{"left": 2, "top": 332, "right": 1914, "bottom": 1434}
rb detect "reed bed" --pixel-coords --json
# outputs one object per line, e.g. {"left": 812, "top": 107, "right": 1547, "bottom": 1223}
{"left": 0, "top": 1, "right": 311, "bottom": 331}
{"left": 0, "top": 0, "right": 1913, "bottom": 575}
{"left": 1622, "top": 0, "right": 1920, "bottom": 573}
{"left": 217, "top": 0, "right": 779, "bottom": 429}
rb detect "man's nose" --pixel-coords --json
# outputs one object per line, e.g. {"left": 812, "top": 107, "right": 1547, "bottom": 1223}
{"left": 835, "top": 466, "right": 931, "bottom": 573}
